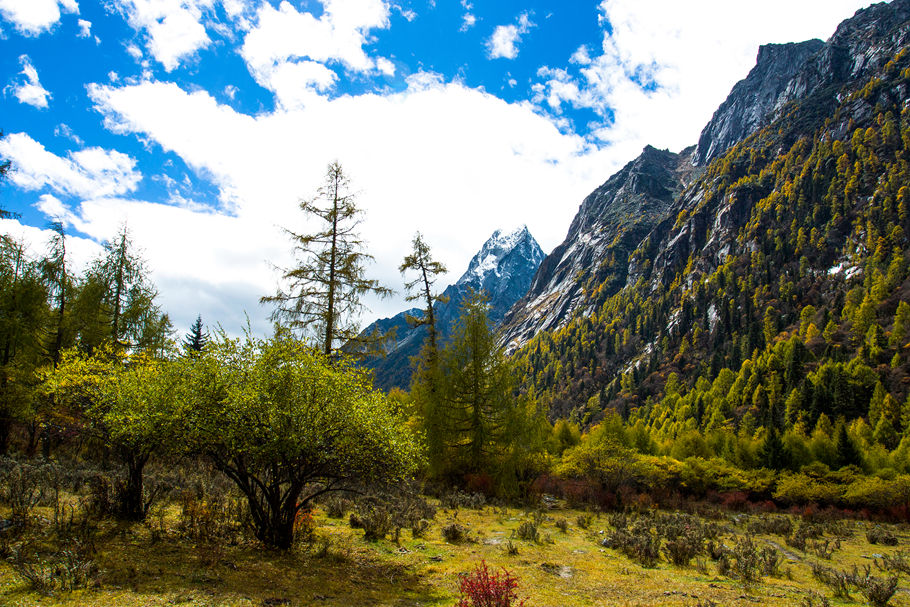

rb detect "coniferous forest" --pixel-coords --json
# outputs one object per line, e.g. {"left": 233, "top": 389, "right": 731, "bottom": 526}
{"left": 6, "top": 3, "right": 910, "bottom": 607}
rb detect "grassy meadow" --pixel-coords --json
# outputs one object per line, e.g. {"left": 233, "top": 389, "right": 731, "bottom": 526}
{"left": 3, "top": 476, "right": 910, "bottom": 607}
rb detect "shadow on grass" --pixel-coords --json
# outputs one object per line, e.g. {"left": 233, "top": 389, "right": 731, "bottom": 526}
{"left": 1, "top": 527, "right": 450, "bottom": 607}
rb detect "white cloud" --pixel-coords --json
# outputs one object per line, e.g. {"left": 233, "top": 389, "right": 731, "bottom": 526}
{"left": 113, "top": 0, "right": 216, "bottom": 71}
{"left": 54, "top": 123, "right": 84, "bottom": 145}
{"left": 9, "top": 55, "right": 51, "bottom": 109}
{"left": 460, "top": 0, "right": 475, "bottom": 31}
{"left": 77, "top": 18, "right": 90, "bottom": 37}
{"left": 240, "top": 0, "right": 392, "bottom": 108}
{"left": 85, "top": 76, "right": 617, "bottom": 326}
{"left": 534, "top": 0, "right": 877, "bottom": 160}
{"left": 0, "top": 132, "right": 142, "bottom": 199}
{"left": 0, "top": 0, "right": 77, "bottom": 36}
{"left": 486, "top": 12, "right": 534, "bottom": 60}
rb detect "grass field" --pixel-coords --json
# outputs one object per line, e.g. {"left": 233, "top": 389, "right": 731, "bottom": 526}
{"left": 3, "top": 494, "right": 910, "bottom": 607}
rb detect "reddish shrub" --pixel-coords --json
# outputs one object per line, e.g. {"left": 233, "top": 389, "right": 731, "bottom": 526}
{"left": 465, "top": 473, "right": 495, "bottom": 497}
{"left": 719, "top": 491, "right": 749, "bottom": 511}
{"left": 457, "top": 560, "right": 526, "bottom": 607}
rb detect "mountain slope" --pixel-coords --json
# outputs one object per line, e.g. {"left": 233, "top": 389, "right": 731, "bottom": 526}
{"left": 364, "top": 226, "right": 544, "bottom": 391}
{"left": 502, "top": 145, "right": 696, "bottom": 353}
{"left": 507, "top": 0, "right": 910, "bottom": 427}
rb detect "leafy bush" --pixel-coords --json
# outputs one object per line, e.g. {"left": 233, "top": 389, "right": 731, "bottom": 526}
{"left": 810, "top": 538, "right": 838, "bottom": 559}
{"left": 876, "top": 550, "right": 910, "bottom": 575}
{"left": 0, "top": 458, "right": 46, "bottom": 523}
{"left": 758, "top": 545, "right": 782, "bottom": 577}
{"left": 729, "top": 536, "right": 762, "bottom": 583}
{"left": 576, "top": 514, "right": 592, "bottom": 530}
{"left": 442, "top": 490, "right": 486, "bottom": 510}
{"left": 355, "top": 504, "right": 394, "bottom": 541}
{"left": 456, "top": 560, "right": 525, "bottom": 607}
{"left": 322, "top": 495, "right": 353, "bottom": 519}
{"left": 603, "top": 517, "right": 660, "bottom": 568}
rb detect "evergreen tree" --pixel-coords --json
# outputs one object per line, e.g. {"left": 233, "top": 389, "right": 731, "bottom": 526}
{"left": 183, "top": 315, "right": 208, "bottom": 352}
{"left": 261, "top": 162, "right": 391, "bottom": 355}
{"left": 0, "top": 130, "right": 16, "bottom": 220}
{"left": 834, "top": 422, "right": 862, "bottom": 469}
{"left": 758, "top": 427, "right": 789, "bottom": 470}
{"left": 40, "top": 222, "right": 73, "bottom": 367}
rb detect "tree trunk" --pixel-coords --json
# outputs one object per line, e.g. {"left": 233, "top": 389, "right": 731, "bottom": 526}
{"left": 119, "top": 451, "right": 148, "bottom": 520}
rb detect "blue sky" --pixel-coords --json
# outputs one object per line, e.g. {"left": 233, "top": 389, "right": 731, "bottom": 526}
{"left": 0, "top": 0, "right": 881, "bottom": 337}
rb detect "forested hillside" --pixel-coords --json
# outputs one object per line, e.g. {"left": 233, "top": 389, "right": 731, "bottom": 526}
{"left": 510, "top": 1, "right": 910, "bottom": 485}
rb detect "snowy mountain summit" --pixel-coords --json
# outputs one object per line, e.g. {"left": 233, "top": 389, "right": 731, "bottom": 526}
{"left": 361, "top": 225, "right": 544, "bottom": 391}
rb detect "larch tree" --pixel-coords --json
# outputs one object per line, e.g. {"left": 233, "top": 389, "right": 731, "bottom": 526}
{"left": 262, "top": 162, "right": 391, "bottom": 355}
{"left": 76, "top": 225, "right": 172, "bottom": 354}
{"left": 399, "top": 232, "right": 448, "bottom": 357}
{"left": 400, "top": 232, "right": 449, "bottom": 472}
{"left": 430, "top": 290, "right": 545, "bottom": 486}
{"left": 41, "top": 222, "right": 73, "bottom": 367}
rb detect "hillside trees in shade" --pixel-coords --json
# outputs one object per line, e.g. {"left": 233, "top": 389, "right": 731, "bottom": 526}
{"left": 182, "top": 332, "right": 421, "bottom": 548}
{"left": 262, "top": 162, "right": 391, "bottom": 355}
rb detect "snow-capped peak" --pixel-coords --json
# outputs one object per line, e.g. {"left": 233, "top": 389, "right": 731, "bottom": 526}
{"left": 457, "top": 225, "right": 536, "bottom": 286}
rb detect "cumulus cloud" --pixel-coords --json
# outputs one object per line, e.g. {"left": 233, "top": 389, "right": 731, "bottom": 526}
{"left": 533, "top": 0, "right": 876, "bottom": 160}
{"left": 9, "top": 55, "right": 51, "bottom": 109}
{"left": 0, "top": 0, "right": 77, "bottom": 36}
{"left": 112, "top": 0, "right": 216, "bottom": 71}
{"left": 85, "top": 76, "right": 616, "bottom": 323}
{"left": 240, "top": 0, "right": 392, "bottom": 108}
{"left": 77, "top": 18, "right": 90, "bottom": 37}
{"left": 0, "top": 133, "right": 142, "bottom": 199}
{"left": 486, "top": 12, "right": 534, "bottom": 60}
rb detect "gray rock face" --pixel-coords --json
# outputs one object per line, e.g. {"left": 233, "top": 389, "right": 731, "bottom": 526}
{"left": 500, "top": 146, "right": 695, "bottom": 353}
{"left": 692, "top": 40, "right": 825, "bottom": 166}
{"left": 363, "top": 226, "right": 544, "bottom": 391}
{"left": 694, "top": 0, "right": 910, "bottom": 166}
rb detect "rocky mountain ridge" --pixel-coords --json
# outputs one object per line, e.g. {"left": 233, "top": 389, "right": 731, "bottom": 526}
{"left": 500, "top": 0, "right": 910, "bottom": 357}
{"left": 363, "top": 226, "right": 544, "bottom": 391}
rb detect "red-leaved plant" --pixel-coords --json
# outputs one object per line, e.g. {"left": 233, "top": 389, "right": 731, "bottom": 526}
{"left": 456, "top": 560, "right": 526, "bottom": 607}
